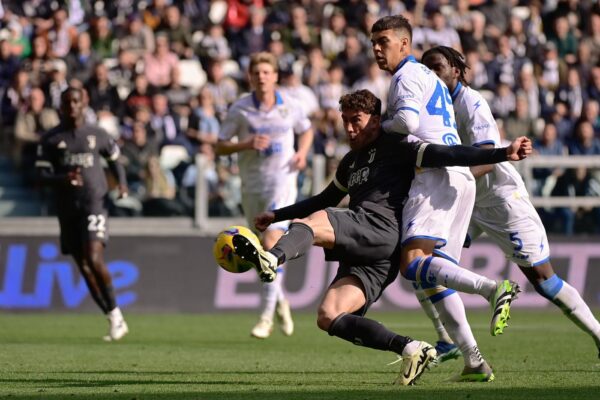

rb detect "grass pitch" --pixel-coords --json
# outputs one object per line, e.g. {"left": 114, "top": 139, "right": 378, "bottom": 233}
{"left": 0, "top": 310, "right": 599, "bottom": 400}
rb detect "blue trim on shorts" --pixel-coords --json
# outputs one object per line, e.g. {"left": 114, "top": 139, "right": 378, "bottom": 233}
{"left": 429, "top": 288, "right": 457, "bottom": 304}
{"left": 433, "top": 249, "right": 459, "bottom": 265}
{"left": 402, "top": 235, "right": 447, "bottom": 248}
{"left": 532, "top": 257, "right": 551, "bottom": 267}
{"left": 537, "top": 274, "right": 563, "bottom": 299}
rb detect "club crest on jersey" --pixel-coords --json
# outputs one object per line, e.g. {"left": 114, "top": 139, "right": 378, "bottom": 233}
{"left": 368, "top": 148, "right": 376, "bottom": 163}
{"left": 278, "top": 106, "right": 289, "bottom": 118}
{"left": 87, "top": 135, "right": 96, "bottom": 150}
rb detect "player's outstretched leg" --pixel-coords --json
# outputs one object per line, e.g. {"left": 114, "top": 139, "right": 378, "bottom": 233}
{"left": 450, "top": 360, "right": 495, "bottom": 382}
{"left": 276, "top": 297, "right": 294, "bottom": 336}
{"left": 490, "top": 280, "right": 521, "bottom": 336}
{"left": 232, "top": 234, "right": 278, "bottom": 283}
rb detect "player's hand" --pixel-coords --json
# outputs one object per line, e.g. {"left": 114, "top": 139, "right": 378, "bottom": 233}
{"left": 117, "top": 184, "right": 129, "bottom": 199}
{"left": 245, "top": 134, "right": 270, "bottom": 151}
{"left": 506, "top": 136, "right": 532, "bottom": 161}
{"left": 67, "top": 167, "right": 83, "bottom": 187}
{"left": 291, "top": 152, "right": 307, "bottom": 170}
{"left": 254, "top": 211, "right": 275, "bottom": 232}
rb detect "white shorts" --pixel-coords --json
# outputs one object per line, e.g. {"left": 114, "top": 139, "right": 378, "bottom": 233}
{"left": 468, "top": 194, "right": 550, "bottom": 267}
{"left": 242, "top": 186, "right": 298, "bottom": 234}
{"left": 402, "top": 168, "right": 476, "bottom": 263}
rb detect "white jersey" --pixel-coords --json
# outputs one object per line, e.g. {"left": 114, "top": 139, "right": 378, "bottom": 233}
{"left": 219, "top": 91, "right": 311, "bottom": 195}
{"left": 452, "top": 83, "right": 528, "bottom": 207}
{"left": 386, "top": 55, "right": 462, "bottom": 146}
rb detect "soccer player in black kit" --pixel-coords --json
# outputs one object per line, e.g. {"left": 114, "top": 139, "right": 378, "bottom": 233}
{"left": 233, "top": 89, "right": 532, "bottom": 385}
{"left": 35, "top": 87, "right": 129, "bottom": 341}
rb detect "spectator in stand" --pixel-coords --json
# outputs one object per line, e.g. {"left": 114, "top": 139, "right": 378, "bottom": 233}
{"left": 86, "top": 62, "right": 121, "bottom": 118}
{"left": 540, "top": 41, "right": 562, "bottom": 91}
{"left": 1, "top": 68, "right": 31, "bottom": 127}
{"left": 120, "top": 121, "right": 158, "bottom": 198}
{"left": 187, "top": 87, "right": 220, "bottom": 154}
{"left": 423, "top": 9, "right": 462, "bottom": 51}
{"left": 464, "top": 48, "right": 488, "bottom": 90}
{"left": 568, "top": 120, "right": 600, "bottom": 156}
{"left": 143, "top": 0, "right": 169, "bottom": 31}
{"left": 198, "top": 24, "right": 231, "bottom": 63}
{"left": 203, "top": 58, "right": 239, "bottom": 122}
{"left": 352, "top": 59, "right": 390, "bottom": 112}
{"left": 235, "top": 6, "right": 271, "bottom": 63}
{"left": 44, "top": 60, "right": 68, "bottom": 110}
{"left": 584, "top": 9, "right": 600, "bottom": 66}
{"left": 491, "top": 82, "right": 516, "bottom": 119}
{"left": 158, "top": 5, "right": 193, "bottom": 59}
{"left": 503, "top": 94, "right": 536, "bottom": 140}
{"left": 279, "top": 68, "right": 319, "bottom": 119}
{"left": 143, "top": 156, "right": 186, "bottom": 216}
{"left": 266, "top": 32, "right": 295, "bottom": 78}
{"left": 556, "top": 67, "right": 587, "bottom": 119}
{"left": 488, "top": 34, "right": 526, "bottom": 90}
{"left": 119, "top": 13, "right": 155, "bottom": 62}
{"left": 550, "top": 14, "right": 578, "bottom": 65}
{"left": 321, "top": 9, "right": 347, "bottom": 60}
{"left": 65, "top": 31, "right": 101, "bottom": 85}
{"left": 532, "top": 122, "right": 567, "bottom": 197}
{"left": 6, "top": 20, "right": 30, "bottom": 58}
{"left": 108, "top": 49, "right": 137, "bottom": 101}
{"left": 22, "top": 35, "right": 55, "bottom": 88}
{"left": 302, "top": 46, "right": 329, "bottom": 91}
{"left": 149, "top": 93, "right": 191, "bottom": 153}
{"left": 125, "top": 74, "right": 154, "bottom": 119}
{"left": 588, "top": 65, "right": 600, "bottom": 103}
{"left": 581, "top": 100, "right": 600, "bottom": 136}
{"left": 91, "top": 16, "right": 115, "bottom": 59}
{"left": 14, "top": 87, "right": 59, "bottom": 172}
{"left": 46, "top": 8, "right": 74, "bottom": 58}
{"left": 144, "top": 34, "right": 179, "bottom": 90}
{"left": 282, "top": 5, "right": 318, "bottom": 57}
{"left": 0, "top": 38, "right": 21, "bottom": 90}
{"left": 335, "top": 34, "right": 369, "bottom": 87}
{"left": 551, "top": 101, "right": 575, "bottom": 142}
{"left": 517, "top": 64, "right": 553, "bottom": 120}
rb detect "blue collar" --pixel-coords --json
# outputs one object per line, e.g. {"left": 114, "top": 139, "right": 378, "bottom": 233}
{"left": 450, "top": 82, "right": 463, "bottom": 102}
{"left": 252, "top": 91, "right": 284, "bottom": 109}
{"left": 393, "top": 55, "right": 417, "bottom": 74}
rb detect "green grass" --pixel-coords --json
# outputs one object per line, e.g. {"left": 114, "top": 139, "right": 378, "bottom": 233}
{"left": 0, "top": 310, "right": 599, "bottom": 400}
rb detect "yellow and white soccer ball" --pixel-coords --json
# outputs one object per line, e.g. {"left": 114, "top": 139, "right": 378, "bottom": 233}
{"left": 213, "top": 226, "right": 261, "bottom": 273}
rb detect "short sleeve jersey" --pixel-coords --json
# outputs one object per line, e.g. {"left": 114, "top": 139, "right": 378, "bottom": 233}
{"left": 36, "top": 123, "right": 120, "bottom": 210}
{"left": 387, "top": 55, "right": 461, "bottom": 147}
{"left": 333, "top": 132, "right": 425, "bottom": 224}
{"left": 452, "top": 83, "right": 528, "bottom": 206}
{"left": 219, "top": 91, "right": 311, "bottom": 194}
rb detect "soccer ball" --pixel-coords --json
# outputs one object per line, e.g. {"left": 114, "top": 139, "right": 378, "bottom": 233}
{"left": 213, "top": 226, "right": 260, "bottom": 273}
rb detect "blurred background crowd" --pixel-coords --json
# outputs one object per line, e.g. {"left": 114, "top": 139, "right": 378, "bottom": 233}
{"left": 0, "top": 0, "right": 599, "bottom": 234}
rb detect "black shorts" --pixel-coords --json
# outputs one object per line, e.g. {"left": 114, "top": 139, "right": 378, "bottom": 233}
{"left": 330, "top": 255, "right": 401, "bottom": 316}
{"left": 58, "top": 200, "right": 108, "bottom": 255}
{"left": 324, "top": 207, "right": 400, "bottom": 264}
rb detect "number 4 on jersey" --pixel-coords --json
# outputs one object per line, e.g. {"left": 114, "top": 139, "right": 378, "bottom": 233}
{"left": 426, "top": 81, "right": 454, "bottom": 128}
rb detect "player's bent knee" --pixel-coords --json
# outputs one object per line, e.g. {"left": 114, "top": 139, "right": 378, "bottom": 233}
{"left": 316, "top": 306, "right": 339, "bottom": 332}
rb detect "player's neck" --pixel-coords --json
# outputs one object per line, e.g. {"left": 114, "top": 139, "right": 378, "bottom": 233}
{"left": 254, "top": 90, "right": 276, "bottom": 108}
{"left": 64, "top": 117, "right": 85, "bottom": 130}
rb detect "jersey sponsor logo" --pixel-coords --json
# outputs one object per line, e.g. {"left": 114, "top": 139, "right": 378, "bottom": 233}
{"left": 349, "top": 161, "right": 355, "bottom": 169}
{"left": 57, "top": 141, "right": 67, "bottom": 149}
{"left": 368, "top": 148, "right": 376, "bottom": 164}
{"left": 442, "top": 133, "right": 458, "bottom": 145}
{"left": 64, "top": 152, "right": 94, "bottom": 168}
{"left": 87, "top": 135, "right": 96, "bottom": 150}
{"left": 473, "top": 124, "right": 490, "bottom": 131}
{"left": 348, "top": 167, "right": 370, "bottom": 188}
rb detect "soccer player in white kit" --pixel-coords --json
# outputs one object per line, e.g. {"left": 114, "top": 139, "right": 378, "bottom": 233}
{"left": 371, "top": 15, "right": 520, "bottom": 381}
{"left": 423, "top": 45, "right": 600, "bottom": 359}
{"left": 216, "top": 52, "right": 314, "bottom": 339}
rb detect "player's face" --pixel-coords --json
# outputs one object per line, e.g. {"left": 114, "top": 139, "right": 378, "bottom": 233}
{"left": 61, "top": 90, "right": 84, "bottom": 121}
{"left": 423, "top": 53, "right": 459, "bottom": 91}
{"left": 250, "top": 62, "right": 278, "bottom": 95}
{"left": 371, "top": 29, "right": 409, "bottom": 73}
{"left": 342, "top": 109, "right": 380, "bottom": 150}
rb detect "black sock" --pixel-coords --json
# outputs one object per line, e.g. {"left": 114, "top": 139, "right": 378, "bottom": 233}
{"left": 89, "top": 288, "right": 109, "bottom": 314}
{"left": 328, "top": 313, "right": 412, "bottom": 355}
{"left": 269, "top": 222, "right": 314, "bottom": 264}
{"left": 100, "top": 284, "right": 117, "bottom": 312}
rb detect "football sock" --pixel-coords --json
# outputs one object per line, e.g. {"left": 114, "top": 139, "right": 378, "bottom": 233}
{"left": 88, "top": 287, "right": 109, "bottom": 314}
{"left": 413, "top": 283, "right": 454, "bottom": 344}
{"left": 405, "top": 256, "right": 496, "bottom": 300}
{"left": 428, "top": 289, "right": 481, "bottom": 367}
{"left": 101, "top": 284, "right": 117, "bottom": 312}
{"left": 328, "top": 313, "right": 412, "bottom": 355}
{"left": 269, "top": 222, "right": 314, "bottom": 265}
{"left": 537, "top": 275, "right": 600, "bottom": 347}
{"left": 260, "top": 270, "right": 284, "bottom": 321}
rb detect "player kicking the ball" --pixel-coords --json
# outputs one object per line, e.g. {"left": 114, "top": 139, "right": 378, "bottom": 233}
{"left": 232, "top": 90, "right": 532, "bottom": 385}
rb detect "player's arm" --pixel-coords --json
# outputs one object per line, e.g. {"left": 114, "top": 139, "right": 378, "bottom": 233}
{"left": 215, "top": 106, "right": 270, "bottom": 155}
{"left": 469, "top": 143, "right": 494, "bottom": 178}
{"left": 35, "top": 140, "right": 82, "bottom": 187}
{"left": 382, "top": 75, "right": 423, "bottom": 135}
{"left": 291, "top": 107, "right": 314, "bottom": 170}
{"left": 101, "top": 132, "right": 128, "bottom": 198}
{"left": 416, "top": 136, "right": 532, "bottom": 168}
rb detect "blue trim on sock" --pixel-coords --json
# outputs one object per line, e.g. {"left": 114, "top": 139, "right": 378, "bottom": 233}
{"left": 429, "top": 288, "right": 457, "bottom": 304}
{"left": 419, "top": 256, "right": 433, "bottom": 283}
{"left": 276, "top": 267, "right": 284, "bottom": 273}
{"left": 537, "top": 274, "right": 563, "bottom": 300}
{"left": 419, "top": 281, "right": 437, "bottom": 289}
{"left": 433, "top": 249, "right": 459, "bottom": 265}
{"left": 405, "top": 257, "right": 423, "bottom": 281}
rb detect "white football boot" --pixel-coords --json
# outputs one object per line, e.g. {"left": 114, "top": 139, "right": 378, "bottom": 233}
{"left": 276, "top": 298, "right": 294, "bottom": 336}
{"left": 251, "top": 317, "right": 273, "bottom": 339}
{"left": 103, "top": 307, "right": 129, "bottom": 342}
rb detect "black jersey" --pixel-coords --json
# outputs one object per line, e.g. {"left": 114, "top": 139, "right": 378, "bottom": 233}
{"left": 36, "top": 123, "right": 121, "bottom": 211}
{"left": 333, "top": 133, "right": 422, "bottom": 224}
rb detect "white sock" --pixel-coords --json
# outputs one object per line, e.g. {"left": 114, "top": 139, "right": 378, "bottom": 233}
{"left": 409, "top": 256, "right": 497, "bottom": 300}
{"left": 107, "top": 307, "right": 123, "bottom": 321}
{"left": 552, "top": 281, "right": 600, "bottom": 347}
{"left": 414, "top": 286, "right": 453, "bottom": 343}
{"left": 260, "top": 270, "right": 283, "bottom": 321}
{"left": 431, "top": 290, "right": 482, "bottom": 368}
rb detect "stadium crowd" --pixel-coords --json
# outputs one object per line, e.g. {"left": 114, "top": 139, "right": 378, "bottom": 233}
{"left": 0, "top": 0, "right": 599, "bottom": 233}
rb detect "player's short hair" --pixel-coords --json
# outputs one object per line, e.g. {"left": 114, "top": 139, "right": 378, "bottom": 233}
{"left": 339, "top": 90, "right": 382, "bottom": 116}
{"left": 371, "top": 15, "right": 412, "bottom": 42}
{"left": 248, "top": 52, "right": 278, "bottom": 73}
{"left": 422, "top": 46, "right": 470, "bottom": 85}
